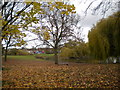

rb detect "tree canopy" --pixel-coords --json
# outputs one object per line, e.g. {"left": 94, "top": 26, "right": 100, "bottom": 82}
{"left": 28, "top": 2, "right": 80, "bottom": 64}
{"left": 88, "top": 11, "right": 120, "bottom": 60}
{"left": 1, "top": 2, "right": 40, "bottom": 61}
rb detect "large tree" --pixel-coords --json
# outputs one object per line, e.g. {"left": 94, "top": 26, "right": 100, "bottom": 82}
{"left": 88, "top": 11, "right": 120, "bottom": 60}
{"left": 30, "top": 2, "right": 80, "bottom": 64}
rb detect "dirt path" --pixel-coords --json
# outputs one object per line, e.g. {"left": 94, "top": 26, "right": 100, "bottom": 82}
{"left": 2, "top": 59, "right": 120, "bottom": 88}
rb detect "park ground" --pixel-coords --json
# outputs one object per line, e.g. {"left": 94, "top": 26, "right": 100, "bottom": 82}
{"left": 2, "top": 55, "right": 120, "bottom": 88}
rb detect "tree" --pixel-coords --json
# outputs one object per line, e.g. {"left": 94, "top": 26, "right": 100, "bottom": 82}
{"left": 1, "top": 2, "right": 33, "bottom": 35}
{"left": 88, "top": 11, "right": 120, "bottom": 60}
{"left": 88, "top": 26, "right": 109, "bottom": 60}
{"left": 30, "top": 2, "right": 80, "bottom": 64}
{"left": 2, "top": 24, "right": 27, "bottom": 61}
{"left": 0, "top": 7, "right": 2, "bottom": 68}
{"left": 1, "top": 2, "right": 42, "bottom": 61}
{"left": 1, "top": 2, "right": 31, "bottom": 61}
{"left": 60, "top": 40, "right": 89, "bottom": 59}
{"left": 83, "top": 0, "right": 119, "bottom": 18}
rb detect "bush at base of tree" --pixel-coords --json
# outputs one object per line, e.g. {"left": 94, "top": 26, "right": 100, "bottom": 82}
{"left": 59, "top": 40, "right": 89, "bottom": 60}
{"left": 60, "top": 47, "right": 75, "bottom": 59}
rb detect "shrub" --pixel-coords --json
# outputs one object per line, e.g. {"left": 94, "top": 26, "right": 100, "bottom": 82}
{"left": 59, "top": 41, "right": 90, "bottom": 60}
{"left": 35, "top": 54, "right": 54, "bottom": 60}
{"left": 60, "top": 47, "right": 76, "bottom": 59}
{"left": 17, "top": 50, "right": 30, "bottom": 55}
{"left": 8, "top": 49, "right": 30, "bottom": 55}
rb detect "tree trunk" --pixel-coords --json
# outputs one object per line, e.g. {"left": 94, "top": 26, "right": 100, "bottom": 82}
{"left": 54, "top": 48, "right": 58, "bottom": 64}
{"left": 4, "top": 35, "right": 12, "bottom": 62}
{"left": 0, "top": 42, "right": 2, "bottom": 69}
{"left": 2, "top": 47, "right": 4, "bottom": 56}
{"left": 4, "top": 46, "right": 8, "bottom": 62}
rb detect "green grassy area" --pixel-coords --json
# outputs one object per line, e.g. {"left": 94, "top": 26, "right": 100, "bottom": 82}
{"left": 5, "top": 54, "right": 101, "bottom": 63}
{"left": 36, "top": 53, "right": 54, "bottom": 57}
{"left": 35, "top": 54, "right": 54, "bottom": 61}
{"left": 6, "top": 54, "right": 54, "bottom": 61}
{"left": 7, "top": 55, "right": 43, "bottom": 61}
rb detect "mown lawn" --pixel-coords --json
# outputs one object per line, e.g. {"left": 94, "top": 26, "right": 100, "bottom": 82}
{"left": 6, "top": 54, "right": 100, "bottom": 64}
{"left": 7, "top": 55, "right": 37, "bottom": 60}
{"left": 2, "top": 58, "right": 119, "bottom": 88}
{"left": 36, "top": 54, "right": 54, "bottom": 57}
{"left": 6, "top": 54, "right": 54, "bottom": 61}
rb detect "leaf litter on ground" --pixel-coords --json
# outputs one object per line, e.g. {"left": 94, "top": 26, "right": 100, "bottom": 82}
{"left": 2, "top": 59, "right": 120, "bottom": 88}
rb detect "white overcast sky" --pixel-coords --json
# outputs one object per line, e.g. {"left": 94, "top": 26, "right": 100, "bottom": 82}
{"left": 72, "top": 0, "right": 118, "bottom": 42}
{"left": 23, "top": 0, "right": 119, "bottom": 48}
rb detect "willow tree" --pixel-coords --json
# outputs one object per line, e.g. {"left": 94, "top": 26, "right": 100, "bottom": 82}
{"left": 88, "top": 11, "right": 120, "bottom": 60}
{"left": 88, "top": 26, "right": 109, "bottom": 60}
{"left": 29, "top": 2, "right": 80, "bottom": 64}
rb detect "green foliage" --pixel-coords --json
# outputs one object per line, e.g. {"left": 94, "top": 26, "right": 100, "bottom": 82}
{"left": 36, "top": 53, "right": 54, "bottom": 57}
{"left": 17, "top": 50, "right": 30, "bottom": 55}
{"left": 60, "top": 40, "right": 89, "bottom": 59}
{"left": 1, "top": 2, "right": 39, "bottom": 61}
{"left": 35, "top": 54, "right": 54, "bottom": 60}
{"left": 45, "top": 49, "right": 54, "bottom": 54}
{"left": 2, "top": 23, "right": 27, "bottom": 50}
{"left": 60, "top": 47, "right": 75, "bottom": 59}
{"left": 29, "top": 2, "right": 77, "bottom": 41}
{"left": 88, "top": 28, "right": 109, "bottom": 59}
{"left": 26, "top": 2, "right": 78, "bottom": 64}
{"left": 88, "top": 11, "right": 120, "bottom": 60}
{"left": 7, "top": 48, "right": 18, "bottom": 55}
{"left": 8, "top": 49, "right": 30, "bottom": 55}
{"left": 75, "top": 42, "right": 89, "bottom": 57}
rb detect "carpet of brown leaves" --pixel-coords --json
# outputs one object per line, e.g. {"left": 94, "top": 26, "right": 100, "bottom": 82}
{"left": 2, "top": 59, "right": 120, "bottom": 88}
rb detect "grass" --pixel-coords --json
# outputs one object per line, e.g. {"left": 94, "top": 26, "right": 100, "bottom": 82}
{"left": 35, "top": 54, "right": 54, "bottom": 60}
{"left": 5, "top": 54, "right": 54, "bottom": 61}
{"left": 7, "top": 55, "right": 43, "bottom": 61}
{"left": 5, "top": 54, "right": 103, "bottom": 64}
{"left": 35, "top": 53, "right": 54, "bottom": 57}
{"left": 6, "top": 54, "right": 100, "bottom": 64}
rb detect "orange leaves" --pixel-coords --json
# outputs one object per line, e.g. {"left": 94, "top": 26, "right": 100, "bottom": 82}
{"left": 43, "top": 31, "right": 50, "bottom": 40}
{"left": 2, "top": 60, "right": 119, "bottom": 88}
{"left": 48, "top": 2, "right": 76, "bottom": 15}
